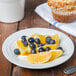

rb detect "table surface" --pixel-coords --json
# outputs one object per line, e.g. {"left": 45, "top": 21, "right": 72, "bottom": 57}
{"left": 0, "top": 0, "right": 76, "bottom": 76}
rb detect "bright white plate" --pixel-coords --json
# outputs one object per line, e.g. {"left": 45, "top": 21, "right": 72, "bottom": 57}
{"left": 2, "top": 28, "right": 74, "bottom": 69}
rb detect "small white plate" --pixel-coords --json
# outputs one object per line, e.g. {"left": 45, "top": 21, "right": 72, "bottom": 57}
{"left": 2, "top": 28, "right": 74, "bottom": 69}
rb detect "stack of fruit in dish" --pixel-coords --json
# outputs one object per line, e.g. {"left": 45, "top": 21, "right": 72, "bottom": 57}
{"left": 14, "top": 33, "right": 63, "bottom": 64}
{"left": 48, "top": 0, "right": 76, "bottom": 23}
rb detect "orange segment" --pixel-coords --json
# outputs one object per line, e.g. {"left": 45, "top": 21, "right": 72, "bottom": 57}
{"left": 17, "top": 40, "right": 27, "bottom": 50}
{"left": 32, "top": 33, "right": 59, "bottom": 45}
{"left": 27, "top": 50, "right": 63, "bottom": 64}
{"left": 17, "top": 40, "right": 31, "bottom": 55}
{"left": 51, "top": 34, "right": 59, "bottom": 45}
{"left": 31, "top": 33, "right": 46, "bottom": 44}
{"left": 43, "top": 44, "right": 57, "bottom": 50}
{"left": 36, "top": 44, "right": 57, "bottom": 53}
{"left": 19, "top": 47, "right": 31, "bottom": 56}
{"left": 49, "top": 50, "right": 63, "bottom": 61}
{"left": 27, "top": 51, "right": 52, "bottom": 64}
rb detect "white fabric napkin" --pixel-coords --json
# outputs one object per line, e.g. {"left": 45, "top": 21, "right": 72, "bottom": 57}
{"left": 35, "top": 3, "right": 76, "bottom": 37}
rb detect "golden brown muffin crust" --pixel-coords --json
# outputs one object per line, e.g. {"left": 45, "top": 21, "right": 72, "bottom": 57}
{"left": 48, "top": 0, "right": 76, "bottom": 11}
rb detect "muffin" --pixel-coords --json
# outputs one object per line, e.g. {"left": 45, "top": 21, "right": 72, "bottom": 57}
{"left": 48, "top": 0, "right": 76, "bottom": 23}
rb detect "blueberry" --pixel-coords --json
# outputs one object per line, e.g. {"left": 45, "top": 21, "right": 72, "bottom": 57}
{"left": 28, "top": 37, "right": 34, "bottom": 43}
{"left": 14, "top": 49, "right": 20, "bottom": 55}
{"left": 29, "top": 43, "right": 36, "bottom": 49}
{"left": 35, "top": 38, "right": 40, "bottom": 44}
{"left": 21, "top": 36, "right": 26, "bottom": 42}
{"left": 45, "top": 43, "right": 49, "bottom": 45}
{"left": 38, "top": 43, "right": 44, "bottom": 47}
{"left": 23, "top": 42, "right": 28, "bottom": 47}
{"left": 46, "top": 36, "right": 52, "bottom": 43}
{"left": 57, "top": 47, "right": 63, "bottom": 50}
{"left": 50, "top": 40, "right": 55, "bottom": 44}
{"left": 39, "top": 47, "right": 45, "bottom": 52}
{"left": 45, "top": 47, "right": 51, "bottom": 51}
{"left": 31, "top": 49, "right": 36, "bottom": 54}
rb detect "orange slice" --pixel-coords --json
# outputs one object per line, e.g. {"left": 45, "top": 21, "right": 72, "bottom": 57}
{"left": 17, "top": 40, "right": 27, "bottom": 50}
{"left": 36, "top": 44, "right": 57, "bottom": 53}
{"left": 27, "top": 51, "right": 52, "bottom": 64}
{"left": 43, "top": 44, "right": 57, "bottom": 50}
{"left": 27, "top": 49, "right": 63, "bottom": 64}
{"left": 19, "top": 47, "right": 31, "bottom": 56}
{"left": 32, "top": 33, "right": 59, "bottom": 45}
{"left": 17, "top": 40, "right": 31, "bottom": 55}
{"left": 31, "top": 33, "right": 46, "bottom": 44}
{"left": 49, "top": 50, "right": 63, "bottom": 61}
{"left": 51, "top": 34, "right": 59, "bottom": 45}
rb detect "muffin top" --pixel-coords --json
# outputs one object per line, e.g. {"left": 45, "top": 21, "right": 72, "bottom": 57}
{"left": 50, "top": 0, "right": 76, "bottom": 3}
{"left": 48, "top": 0, "right": 76, "bottom": 11}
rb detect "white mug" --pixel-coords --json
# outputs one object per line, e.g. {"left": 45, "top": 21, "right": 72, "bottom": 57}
{"left": 0, "top": 0, "right": 25, "bottom": 23}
